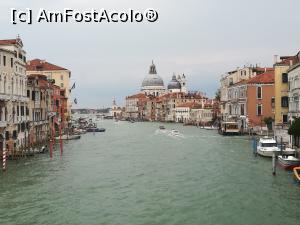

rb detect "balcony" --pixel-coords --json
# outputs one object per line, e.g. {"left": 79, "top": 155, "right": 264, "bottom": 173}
{"left": 0, "top": 121, "right": 7, "bottom": 128}
{"left": 0, "top": 93, "right": 10, "bottom": 101}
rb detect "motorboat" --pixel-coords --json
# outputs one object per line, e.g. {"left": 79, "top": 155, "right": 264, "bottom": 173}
{"left": 282, "top": 147, "right": 296, "bottom": 155}
{"left": 204, "top": 126, "right": 218, "bottom": 130}
{"left": 293, "top": 167, "right": 300, "bottom": 184}
{"left": 55, "top": 134, "right": 81, "bottom": 140}
{"left": 257, "top": 137, "right": 281, "bottom": 157}
{"left": 171, "top": 129, "right": 180, "bottom": 135}
{"left": 159, "top": 125, "right": 165, "bottom": 130}
{"left": 278, "top": 155, "right": 300, "bottom": 170}
{"left": 86, "top": 127, "right": 105, "bottom": 132}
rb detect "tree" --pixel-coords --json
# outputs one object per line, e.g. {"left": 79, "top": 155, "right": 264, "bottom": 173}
{"left": 215, "top": 88, "right": 221, "bottom": 101}
{"left": 288, "top": 118, "right": 300, "bottom": 136}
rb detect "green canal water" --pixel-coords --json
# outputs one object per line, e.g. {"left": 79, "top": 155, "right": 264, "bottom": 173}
{"left": 1, "top": 120, "right": 300, "bottom": 225}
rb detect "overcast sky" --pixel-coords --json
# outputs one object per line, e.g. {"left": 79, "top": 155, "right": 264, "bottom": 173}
{"left": 1, "top": 0, "right": 299, "bottom": 108}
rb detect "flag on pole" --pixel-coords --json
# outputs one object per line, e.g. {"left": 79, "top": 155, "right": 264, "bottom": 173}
{"left": 74, "top": 98, "right": 78, "bottom": 104}
{"left": 70, "top": 82, "right": 75, "bottom": 91}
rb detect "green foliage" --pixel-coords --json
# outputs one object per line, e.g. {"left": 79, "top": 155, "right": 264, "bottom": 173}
{"left": 215, "top": 88, "right": 221, "bottom": 101}
{"left": 288, "top": 118, "right": 300, "bottom": 136}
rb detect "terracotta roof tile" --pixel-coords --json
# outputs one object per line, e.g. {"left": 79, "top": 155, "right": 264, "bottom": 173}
{"left": 177, "top": 102, "right": 202, "bottom": 109}
{"left": 126, "top": 93, "right": 147, "bottom": 99}
{"left": 26, "top": 59, "right": 68, "bottom": 71}
{"left": 247, "top": 70, "right": 275, "bottom": 84}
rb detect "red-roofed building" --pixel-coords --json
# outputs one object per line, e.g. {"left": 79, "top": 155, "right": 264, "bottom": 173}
{"left": 224, "top": 69, "right": 275, "bottom": 131}
{"left": 246, "top": 70, "right": 275, "bottom": 129}
{"left": 26, "top": 59, "right": 72, "bottom": 121}
{"left": 125, "top": 93, "right": 148, "bottom": 120}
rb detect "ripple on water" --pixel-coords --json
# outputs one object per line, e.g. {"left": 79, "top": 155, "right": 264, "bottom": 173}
{"left": 1, "top": 121, "right": 300, "bottom": 225}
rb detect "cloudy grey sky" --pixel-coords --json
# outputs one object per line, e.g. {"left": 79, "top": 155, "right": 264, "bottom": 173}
{"left": 1, "top": 0, "right": 299, "bottom": 108}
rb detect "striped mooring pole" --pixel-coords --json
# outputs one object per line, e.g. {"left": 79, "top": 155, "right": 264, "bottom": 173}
{"left": 2, "top": 149, "right": 6, "bottom": 171}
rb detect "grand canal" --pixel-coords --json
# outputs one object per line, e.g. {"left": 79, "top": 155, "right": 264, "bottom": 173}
{"left": 1, "top": 120, "right": 300, "bottom": 225}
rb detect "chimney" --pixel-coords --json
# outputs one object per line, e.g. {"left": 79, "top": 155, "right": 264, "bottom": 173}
{"left": 274, "top": 55, "right": 278, "bottom": 64}
{"left": 290, "top": 60, "right": 293, "bottom": 66}
{"left": 265, "top": 67, "right": 267, "bottom": 72}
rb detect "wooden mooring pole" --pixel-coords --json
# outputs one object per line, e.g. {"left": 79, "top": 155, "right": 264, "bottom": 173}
{"left": 2, "top": 149, "right": 6, "bottom": 172}
{"left": 252, "top": 137, "right": 257, "bottom": 157}
{"left": 272, "top": 153, "right": 276, "bottom": 176}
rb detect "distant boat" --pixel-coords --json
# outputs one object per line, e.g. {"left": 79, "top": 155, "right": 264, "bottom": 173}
{"left": 257, "top": 137, "right": 281, "bottom": 157}
{"left": 55, "top": 134, "right": 81, "bottom": 140}
{"left": 86, "top": 127, "right": 106, "bottom": 132}
{"left": 171, "top": 129, "right": 180, "bottom": 136}
{"left": 293, "top": 167, "right": 300, "bottom": 184}
{"left": 278, "top": 155, "right": 300, "bottom": 170}
{"left": 204, "top": 126, "right": 218, "bottom": 130}
{"left": 159, "top": 125, "right": 165, "bottom": 130}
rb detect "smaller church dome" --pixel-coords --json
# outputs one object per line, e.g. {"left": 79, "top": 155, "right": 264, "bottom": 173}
{"left": 167, "top": 75, "right": 181, "bottom": 90}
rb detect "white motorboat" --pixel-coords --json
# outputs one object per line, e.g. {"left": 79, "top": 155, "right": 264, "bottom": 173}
{"left": 257, "top": 137, "right": 281, "bottom": 157}
{"left": 171, "top": 129, "right": 180, "bottom": 136}
{"left": 55, "top": 134, "right": 81, "bottom": 140}
{"left": 204, "top": 126, "right": 218, "bottom": 130}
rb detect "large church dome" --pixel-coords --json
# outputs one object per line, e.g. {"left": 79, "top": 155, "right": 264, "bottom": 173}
{"left": 141, "top": 62, "right": 164, "bottom": 87}
{"left": 167, "top": 75, "right": 181, "bottom": 90}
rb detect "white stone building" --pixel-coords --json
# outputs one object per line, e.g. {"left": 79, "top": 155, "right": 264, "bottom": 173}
{"left": 0, "top": 37, "right": 29, "bottom": 154}
{"left": 288, "top": 62, "right": 300, "bottom": 119}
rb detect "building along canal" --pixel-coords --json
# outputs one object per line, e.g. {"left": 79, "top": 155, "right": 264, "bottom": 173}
{"left": 1, "top": 120, "right": 300, "bottom": 225}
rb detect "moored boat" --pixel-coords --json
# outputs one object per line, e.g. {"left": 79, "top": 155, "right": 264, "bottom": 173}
{"left": 257, "top": 137, "right": 281, "bottom": 157}
{"left": 278, "top": 155, "right": 300, "bottom": 170}
{"left": 293, "top": 167, "right": 300, "bottom": 184}
{"left": 204, "top": 126, "right": 218, "bottom": 130}
{"left": 55, "top": 134, "right": 81, "bottom": 140}
{"left": 86, "top": 127, "right": 106, "bottom": 132}
{"left": 219, "top": 121, "right": 240, "bottom": 135}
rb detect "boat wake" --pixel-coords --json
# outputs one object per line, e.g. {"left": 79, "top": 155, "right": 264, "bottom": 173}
{"left": 155, "top": 129, "right": 185, "bottom": 139}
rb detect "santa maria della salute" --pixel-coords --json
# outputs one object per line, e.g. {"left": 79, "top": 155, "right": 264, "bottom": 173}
{"left": 141, "top": 61, "right": 187, "bottom": 97}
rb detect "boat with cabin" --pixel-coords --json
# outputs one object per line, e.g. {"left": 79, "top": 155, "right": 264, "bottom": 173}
{"left": 257, "top": 137, "right": 281, "bottom": 157}
{"left": 219, "top": 121, "right": 240, "bottom": 135}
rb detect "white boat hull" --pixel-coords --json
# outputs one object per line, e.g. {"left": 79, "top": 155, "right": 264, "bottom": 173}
{"left": 257, "top": 148, "right": 281, "bottom": 157}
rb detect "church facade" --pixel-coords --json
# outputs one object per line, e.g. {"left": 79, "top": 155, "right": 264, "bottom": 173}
{"left": 141, "top": 61, "right": 188, "bottom": 96}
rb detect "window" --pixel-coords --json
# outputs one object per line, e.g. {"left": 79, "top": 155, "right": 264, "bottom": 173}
{"left": 27, "top": 90, "right": 30, "bottom": 97}
{"left": 257, "top": 86, "right": 262, "bottom": 99}
{"left": 271, "top": 97, "right": 275, "bottom": 108}
{"left": 283, "top": 114, "right": 288, "bottom": 123}
{"left": 281, "top": 96, "right": 289, "bottom": 107}
{"left": 32, "top": 91, "right": 35, "bottom": 101}
{"left": 60, "top": 83, "right": 63, "bottom": 88}
{"left": 60, "top": 75, "right": 64, "bottom": 80}
{"left": 257, "top": 104, "right": 262, "bottom": 116}
{"left": 3, "top": 56, "right": 6, "bottom": 66}
{"left": 241, "top": 104, "right": 245, "bottom": 116}
{"left": 10, "top": 58, "right": 13, "bottom": 68}
{"left": 282, "top": 73, "right": 288, "bottom": 83}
